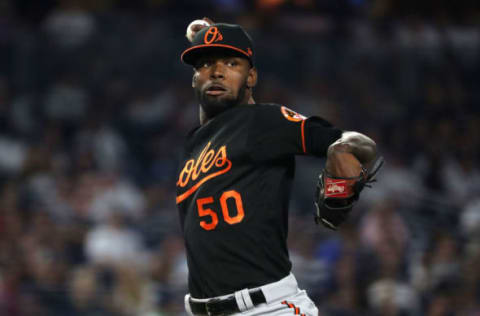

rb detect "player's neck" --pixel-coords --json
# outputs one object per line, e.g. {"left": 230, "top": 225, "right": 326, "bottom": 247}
{"left": 199, "top": 106, "right": 235, "bottom": 125}
{"left": 199, "top": 108, "right": 209, "bottom": 125}
{"left": 199, "top": 95, "right": 256, "bottom": 125}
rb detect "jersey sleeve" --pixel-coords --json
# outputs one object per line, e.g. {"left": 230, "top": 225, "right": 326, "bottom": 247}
{"left": 247, "top": 105, "right": 343, "bottom": 161}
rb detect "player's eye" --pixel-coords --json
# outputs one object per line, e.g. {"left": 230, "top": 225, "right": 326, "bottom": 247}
{"left": 226, "top": 60, "right": 237, "bottom": 67}
{"left": 196, "top": 60, "right": 211, "bottom": 69}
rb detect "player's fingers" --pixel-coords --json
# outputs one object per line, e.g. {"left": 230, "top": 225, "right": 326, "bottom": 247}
{"left": 191, "top": 24, "right": 205, "bottom": 32}
{"left": 326, "top": 152, "right": 363, "bottom": 178}
{"left": 203, "top": 17, "right": 214, "bottom": 25}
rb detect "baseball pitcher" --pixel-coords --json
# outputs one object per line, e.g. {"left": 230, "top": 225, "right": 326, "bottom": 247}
{"left": 176, "top": 19, "right": 383, "bottom": 316}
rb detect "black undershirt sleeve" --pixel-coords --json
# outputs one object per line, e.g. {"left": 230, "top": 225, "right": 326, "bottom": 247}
{"left": 303, "top": 116, "right": 343, "bottom": 157}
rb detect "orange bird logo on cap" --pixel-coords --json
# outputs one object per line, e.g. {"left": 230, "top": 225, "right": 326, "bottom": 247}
{"left": 204, "top": 27, "right": 224, "bottom": 44}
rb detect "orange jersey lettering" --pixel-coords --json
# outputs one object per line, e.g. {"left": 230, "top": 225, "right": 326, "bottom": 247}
{"left": 176, "top": 142, "right": 232, "bottom": 204}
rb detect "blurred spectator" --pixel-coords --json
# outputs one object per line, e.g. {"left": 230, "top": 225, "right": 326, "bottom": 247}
{"left": 68, "top": 265, "right": 112, "bottom": 315}
{"left": 149, "top": 235, "right": 188, "bottom": 315}
{"left": 443, "top": 153, "right": 480, "bottom": 208}
{"left": 359, "top": 199, "right": 410, "bottom": 257}
{"left": 88, "top": 174, "right": 145, "bottom": 223}
{"left": 111, "top": 265, "right": 157, "bottom": 316}
{"left": 43, "top": 72, "right": 90, "bottom": 124}
{"left": 461, "top": 198, "right": 480, "bottom": 246}
{"left": 85, "top": 212, "right": 148, "bottom": 269}
{"left": 137, "top": 184, "right": 179, "bottom": 249}
{"left": 0, "top": 136, "right": 27, "bottom": 175}
{"left": 428, "top": 234, "right": 462, "bottom": 293}
{"left": 74, "top": 116, "right": 128, "bottom": 173}
{"left": 289, "top": 217, "right": 329, "bottom": 300}
{"left": 42, "top": 0, "right": 96, "bottom": 48}
{"left": 71, "top": 171, "right": 146, "bottom": 223}
{"left": 367, "top": 278, "right": 418, "bottom": 315}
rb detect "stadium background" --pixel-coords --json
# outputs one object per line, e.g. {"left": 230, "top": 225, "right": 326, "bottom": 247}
{"left": 1, "top": 0, "right": 479, "bottom": 315}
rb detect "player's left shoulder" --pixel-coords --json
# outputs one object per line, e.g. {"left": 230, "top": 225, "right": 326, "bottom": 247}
{"left": 254, "top": 103, "right": 308, "bottom": 123}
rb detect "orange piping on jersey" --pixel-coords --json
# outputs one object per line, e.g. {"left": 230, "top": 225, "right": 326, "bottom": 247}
{"left": 281, "top": 300, "right": 305, "bottom": 315}
{"left": 301, "top": 119, "right": 307, "bottom": 154}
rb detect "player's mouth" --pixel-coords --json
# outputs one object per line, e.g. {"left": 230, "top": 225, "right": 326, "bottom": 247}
{"left": 205, "top": 84, "right": 227, "bottom": 96}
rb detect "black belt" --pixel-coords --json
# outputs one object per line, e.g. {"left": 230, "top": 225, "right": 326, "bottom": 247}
{"left": 189, "top": 289, "right": 266, "bottom": 316}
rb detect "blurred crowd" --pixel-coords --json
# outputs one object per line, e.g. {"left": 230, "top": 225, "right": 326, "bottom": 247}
{"left": 0, "top": 0, "right": 480, "bottom": 315}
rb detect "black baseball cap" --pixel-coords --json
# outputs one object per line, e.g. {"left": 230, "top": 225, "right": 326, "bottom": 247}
{"left": 181, "top": 23, "right": 255, "bottom": 66}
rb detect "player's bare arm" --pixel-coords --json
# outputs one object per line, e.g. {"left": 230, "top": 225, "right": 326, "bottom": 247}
{"left": 326, "top": 131, "right": 377, "bottom": 176}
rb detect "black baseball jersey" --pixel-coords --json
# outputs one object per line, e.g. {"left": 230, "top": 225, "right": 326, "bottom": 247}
{"left": 176, "top": 103, "right": 342, "bottom": 298}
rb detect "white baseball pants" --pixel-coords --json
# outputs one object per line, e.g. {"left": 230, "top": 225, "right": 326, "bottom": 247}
{"left": 185, "top": 273, "right": 318, "bottom": 316}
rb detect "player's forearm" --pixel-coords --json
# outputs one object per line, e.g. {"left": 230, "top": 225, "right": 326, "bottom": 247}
{"left": 327, "top": 131, "right": 377, "bottom": 166}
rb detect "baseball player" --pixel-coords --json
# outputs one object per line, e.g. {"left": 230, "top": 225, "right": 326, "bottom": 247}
{"left": 177, "top": 19, "right": 382, "bottom": 316}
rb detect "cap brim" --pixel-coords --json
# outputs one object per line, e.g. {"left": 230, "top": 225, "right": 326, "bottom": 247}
{"left": 181, "top": 44, "right": 252, "bottom": 66}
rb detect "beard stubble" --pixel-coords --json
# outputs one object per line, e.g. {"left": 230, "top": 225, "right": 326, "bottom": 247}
{"left": 196, "top": 82, "right": 248, "bottom": 118}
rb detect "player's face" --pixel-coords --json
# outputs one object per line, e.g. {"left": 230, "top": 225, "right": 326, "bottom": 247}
{"left": 192, "top": 52, "right": 256, "bottom": 118}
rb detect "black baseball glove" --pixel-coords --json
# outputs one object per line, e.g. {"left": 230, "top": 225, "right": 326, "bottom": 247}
{"left": 314, "top": 156, "right": 384, "bottom": 230}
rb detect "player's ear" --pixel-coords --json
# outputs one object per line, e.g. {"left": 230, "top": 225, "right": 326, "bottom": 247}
{"left": 192, "top": 72, "right": 198, "bottom": 88}
{"left": 247, "top": 67, "right": 257, "bottom": 89}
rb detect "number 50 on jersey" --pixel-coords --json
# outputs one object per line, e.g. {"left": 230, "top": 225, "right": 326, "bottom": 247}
{"left": 196, "top": 190, "right": 245, "bottom": 230}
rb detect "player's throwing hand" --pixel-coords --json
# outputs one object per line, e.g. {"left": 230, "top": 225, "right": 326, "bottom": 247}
{"left": 185, "top": 17, "right": 214, "bottom": 42}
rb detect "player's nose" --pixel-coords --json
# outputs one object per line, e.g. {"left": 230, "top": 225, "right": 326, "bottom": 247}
{"left": 210, "top": 61, "right": 225, "bottom": 79}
